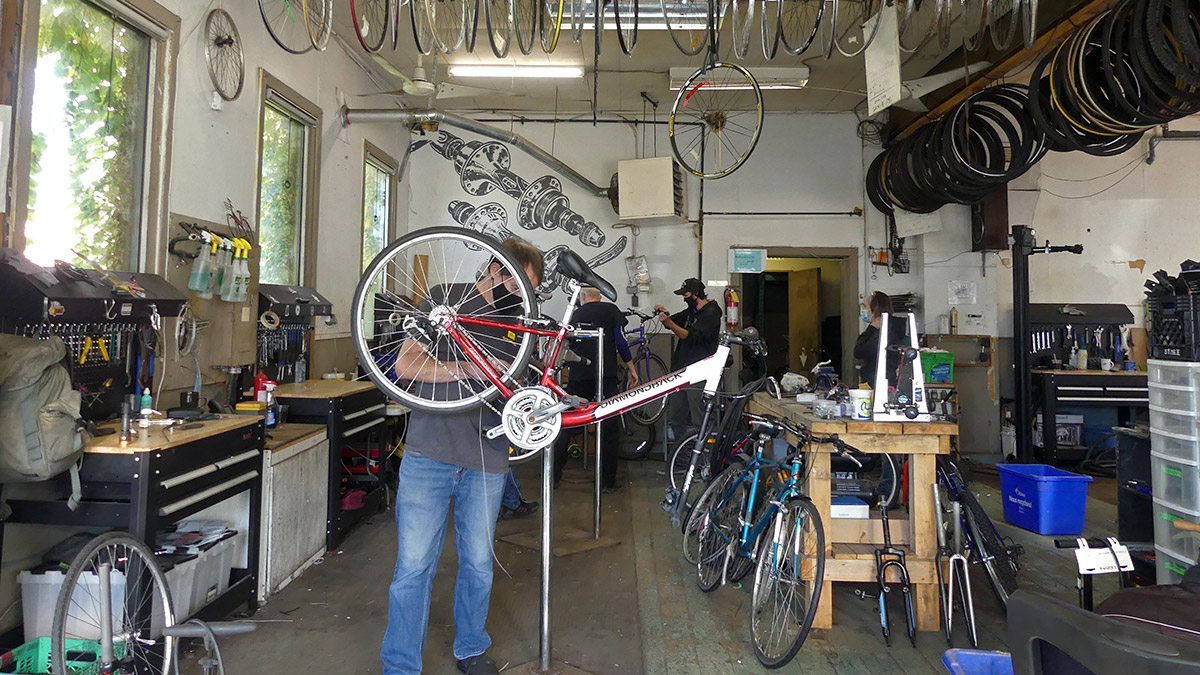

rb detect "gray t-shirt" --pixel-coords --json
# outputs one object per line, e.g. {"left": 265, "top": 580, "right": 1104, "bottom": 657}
{"left": 402, "top": 282, "right": 520, "bottom": 474}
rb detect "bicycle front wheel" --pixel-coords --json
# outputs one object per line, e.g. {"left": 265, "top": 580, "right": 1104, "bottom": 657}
{"left": 625, "top": 353, "right": 669, "bottom": 425}
{"left": 751, "top": 497, "right": 824, "bottom": 669}
{"left": 669, "top": 62, "right": 764, "bottom": 180}
{"left": 351, "top": 227, "right": 540, "bottom": 414}
{"left": 684, "top": 457, "right": 744, "bottom": 565}
{"left": 697, "top": 464, "right": 750, "bottom": 591}
{"left": 669, "top": 433, "right": 702, "bottom": 491}
{"left": 51, "top": 532, "right": 175, "bottom": 675}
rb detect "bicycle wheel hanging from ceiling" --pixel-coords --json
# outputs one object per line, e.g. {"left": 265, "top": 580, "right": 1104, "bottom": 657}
{"left": 827, "top": 0, "right": 883, "bottom": 58}
{"left": 761, "top": 0, "right": 782, "bottom": 58}
{"left": 464, "top": 0, "right": 481, "bottom": 51}
{"left": 204, "top": 8, "right": 244, "bottom": 101}
{"left": 662, "top": 0, "right": 711, "bottom": 55}
{"left": 896, "top": 0, "right": 942, "bottom": 53}
{"left": 669, "top": 62, "right": 765, "bottom": 179}
{"left": 258, "top": 0, "right": 314, "bottom": 53}
{"left": 987, "top": 0, "right": 1021, "bottom": 50}
{"left": 729, "top": 0, "right": 756, "bottom": 59}
{"left": 542, "top": 0, "right": 565, "bottom": 52}
{"left": 513, "top": 0, "right": 539, "bottom": 55}
{"left": 569, "top": 0, "right": 586, "bottom": 41}
{"left": 303, "top": 0, "right": 333, "bottom": 50}
{"left": 614, "top": 0, "right": 639, "bottom": 54}
{"left": 486, "top": 0, "right": 512, "bottom": 56}
{"left": 427, "top": 0, "right": 468, "bottom": 53}
{"left": 961, "top": 0, "right": 988, "bottom": 51}
{"left": 351, "top": 0, "right": 390, "bottom": 52}
{"left": 779, "top": 0, "right": 823, "bottom": 55}
{"left": 410, "top": 0, "right": 437, "bottom": 54}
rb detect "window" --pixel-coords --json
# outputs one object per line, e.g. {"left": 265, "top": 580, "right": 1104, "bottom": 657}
{"left": 12, "top": 0, "right": 177, "bottom": 271}
{"left": 256, "top": 74, "right": 319, "bottom": 286}
{"left": 361, "top": 142, "right": 397, "bottom": 272}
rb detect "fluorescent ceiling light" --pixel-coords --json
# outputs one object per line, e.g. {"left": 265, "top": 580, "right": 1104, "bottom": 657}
{"left": 449, "top": 65, "right": 584, "bottom": 79}
{"left": 668, "top": 66, "right": 810, "bottom": 91}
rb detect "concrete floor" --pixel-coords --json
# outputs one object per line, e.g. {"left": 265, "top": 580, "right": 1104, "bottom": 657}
{"left": 212, "top": 454, "right": 1122, "bottom": 674}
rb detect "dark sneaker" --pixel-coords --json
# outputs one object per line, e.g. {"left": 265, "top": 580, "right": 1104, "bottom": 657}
{"left": 601, "top": 482, "right": 621, "bottom": 494}
{"left": 500, "top": 499, "right": 539, "bottom": 519}
{"left": 457, "top": 653, "right": 499, "bottom": 674}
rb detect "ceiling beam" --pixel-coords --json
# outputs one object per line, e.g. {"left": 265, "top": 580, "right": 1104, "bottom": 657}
{"left": 894, "top": 0, "right": 1114, "bottom": 140}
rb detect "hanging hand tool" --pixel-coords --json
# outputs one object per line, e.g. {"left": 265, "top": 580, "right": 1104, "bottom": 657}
{"left": 874, "top": 495, "right": 917, "bottom": 647}
{"left": 78, "top": 336, "right": 93, "bottom": 365}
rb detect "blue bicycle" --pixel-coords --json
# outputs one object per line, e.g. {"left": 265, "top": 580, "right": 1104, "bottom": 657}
{"left": 686, "top": 414, "right": 830, "bottom": 668}
{"left": 618, "top": 309, "right": 669, "bottom": 427}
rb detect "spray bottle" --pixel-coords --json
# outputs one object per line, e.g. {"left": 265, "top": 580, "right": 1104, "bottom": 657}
{"left": 188, "top": 232, "right": 214, "bottom": 294}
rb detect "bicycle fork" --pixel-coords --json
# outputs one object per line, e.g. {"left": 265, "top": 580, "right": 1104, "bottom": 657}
{"left": 934, "top": 484, "right": 977, "bottom": 647}
{"left": 874, "top": 501, "right": 916, "bottom": 647}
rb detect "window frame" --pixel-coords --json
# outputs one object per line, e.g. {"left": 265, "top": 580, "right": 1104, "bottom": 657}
{"left": 360, "top": 140, "right": 398, "bottom": 273}
{"left": 255, "top": 69, "right": 321, "bottom": 287}
{"left": 4, "top": 0, "right": 179, "bottom": 273}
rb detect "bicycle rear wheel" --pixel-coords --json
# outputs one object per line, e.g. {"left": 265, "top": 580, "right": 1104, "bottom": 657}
{"left": 616, "top": 414, "right": 657, "bottom": 460}
{"left": 751, "top": 497, "right": 824, "bottom": 668}
{"left": 351, "top": 0, "right": 390, "bottom": 52}
{"left": 669, "top": 62, "right": 764, "bottom": 180}
{"left": 697, "top": 464, "right": 750, "bottom": 591}
{"left": 351, "top": 227, "right": 540, "bottom": 414}
{"left": 623, "top": 353, "right": 669, "bottom": 425}
{"left": 669, "top": 433, "right": 702, "bottom": 490}
{"left": 51, "top": 532, "right": 175, "bottom": 675}
{"left": 684, "top": 458, "right": 744, "bottom": 565}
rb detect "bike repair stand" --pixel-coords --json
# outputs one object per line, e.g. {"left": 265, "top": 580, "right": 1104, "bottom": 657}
{"left": 507, "top": 328, "right": 612, "bottom": 674}
{"left": 933, "top": 483, "right": 977, "bottom": 647}
{"left": 873, "top": 496, "right": 917, "bottom": 647}
{"left": 872, "top": 313, "right": 931, "bottom": 422}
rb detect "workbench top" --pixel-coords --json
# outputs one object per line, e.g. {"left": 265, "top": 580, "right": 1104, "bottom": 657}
{"left": 264, "top": 423, "right": 326, "bottom": 451}
{"left": 273, "top": 379, "right": 378, "bottom": 399}
{"left": 86, "top": 415, "right": 261, "bottom": 455}
{"left": 750, "top": 392, "right": 958, "bottom": 437}
{"left": 1031, "top": 369, "right": 1146, "bottom": 376}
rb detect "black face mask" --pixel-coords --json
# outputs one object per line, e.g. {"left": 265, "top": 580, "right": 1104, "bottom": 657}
{"left": 685, "top": 296, "right": 698, "bottom": 310}
{"left": 492, "top": 278, "right": 519, "bottom": 310}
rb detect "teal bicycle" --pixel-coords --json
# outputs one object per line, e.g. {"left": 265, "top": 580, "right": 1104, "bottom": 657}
{"left": 686, "top": 414, "right": 840, "bottom": 668}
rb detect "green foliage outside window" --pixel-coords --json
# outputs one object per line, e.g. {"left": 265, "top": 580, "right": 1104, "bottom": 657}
{"left": 258, "top": 104, "right": 306, "bottom": 286}
{"left": 361, "top": 159, "right": 390, "bottom": 271}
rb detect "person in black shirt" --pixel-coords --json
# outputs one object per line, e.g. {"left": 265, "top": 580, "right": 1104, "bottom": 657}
{"left": 552, "top": 287, "right": 639, "bottom": 491}
{"left": 853, "top": 291, "right": 904, "bottom": 388}
{"left": 655, "top": 278, "right": 722, "bottom": 441}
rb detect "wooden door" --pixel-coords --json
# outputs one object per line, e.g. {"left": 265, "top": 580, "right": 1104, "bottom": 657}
{"left": 787, "top": 269, "right": 821, "bottom": 371}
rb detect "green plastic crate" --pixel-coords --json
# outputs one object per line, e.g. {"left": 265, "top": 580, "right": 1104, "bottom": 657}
{"left": 0, "top": 638, "right": 111, "bottom": 675}
{"left": 923, "top": 351, "right": 955, "bottom": 383}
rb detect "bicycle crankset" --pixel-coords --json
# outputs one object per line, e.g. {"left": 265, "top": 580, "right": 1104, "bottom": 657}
{"left": 499, "top": 386, "right": 562, "bottom": 453}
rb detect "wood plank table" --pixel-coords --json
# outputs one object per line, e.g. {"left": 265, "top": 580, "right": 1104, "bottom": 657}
{"left": 748, "top": 392, "right": 957, "bottom": 632}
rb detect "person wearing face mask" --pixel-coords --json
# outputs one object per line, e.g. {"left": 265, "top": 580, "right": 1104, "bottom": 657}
{"left": 853, "top": 291, "right": 904, "bottom": 388}
{"left": 655, "top": 278, "right": 722, "bottom": 442}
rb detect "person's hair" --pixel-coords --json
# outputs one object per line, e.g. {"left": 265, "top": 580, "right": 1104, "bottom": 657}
{"left": 868, "top": 291, "right": 893, "bottom": 317}
{"left": 496, "top": 238, "right": 544, "bottom": 285}
{"left": 581, "top": 286, "right": 603, "bottom": 302}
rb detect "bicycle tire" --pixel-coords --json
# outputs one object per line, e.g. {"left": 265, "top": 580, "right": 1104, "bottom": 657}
{"left": 513, "top": 0, "right": 539, "bottom": 54}
{"left": 616, "top": 414, "right": 658, "bottom": 460}
{"left": 779, "top": 0, "right": 823, "bottom": 54}
{"left": 696, "top": 465, "right": 749, "bottom": 586}
{"left": 987, "top": 0, "right": 1021, "bottom": 50}
{"left": 485, "top": 0, "right": 512, "bottom": 56}
{"left": 351, "top": 227, "right": 539, "bottom": 415}
{"left": 428, "top": 0, "right": 468, "bottom": 53}
{"left": 668, "top": 62, "right": 764, "bottom": 180}
{"left": 669, "top": 433, "right": 702, "bottom": 490}
{"left": 761, "top": 0, "right": 782, "bottom": 57}
{"left": 730, "top": 0, "right": 756, "bottom": 59}
{"left": 941, "top": 458, "right": 1019, "bottom": 608}
{"left": 962, "top": 0, "right": 987, "bottom": 51}
{"left": 464, "top": 0, "right": 481, "bottom": 51}
{"left": 663, "top": 0, "right": 710, "bottom": 55}
{"left": 303, "top": 0, "right": 333, "bottom": 50}
{"left": 51, "top": 532, "right": 176, "bottom": 675}
{"left": 351, "top": 0, "right": 390, "bottom": 52}
{"left": 831, "top": 0, "right": 883, "bottom": 57}
{"left": 627, "top": 353, "right": 669, "bottom": 425}
{"left": 259, "top": 0, "right": 314, "bottom": 54}
{"left": 750, "top": 497, "right": 824, "bottom": 669}
{"left": 541, "top": 0, "right": 564, "bottom": 52}
{"left": 205, "top": 9, "right": 245, "bottom": 102}
{"left": 569, "top": 0, "right": 585, "bottom": 41}
{"left": 614, "top": 0, "right": 639, "bottom": 53}
{"left": 897, "top": 0, "right": 940, "bottom": 52}
{"left": 683, "top": 457, "right": 743, "bottom": 564}
{"left": 410, "top": 0, "right": 436, "bottom": 53}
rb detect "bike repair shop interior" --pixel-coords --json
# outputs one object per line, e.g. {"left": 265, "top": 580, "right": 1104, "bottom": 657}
{"left": 1, "top": 0, "right": 1200, "bottom": 673}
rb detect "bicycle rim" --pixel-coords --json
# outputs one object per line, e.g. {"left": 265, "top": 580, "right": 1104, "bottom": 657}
{"left": 351, "top": 0, "right": 390, "bottom": 52}
{"left": 569, "top": 0, "right": 585, "bottom": 41}
{"left": 963, "top": 494, "right": 1019, "bottom": 608}
{"left": 962, "top": 0, "right": 987, "bottom": 51}
{"left": 751, "top": 498, "right": 824, "bottom": 668}
{"left": 696, "top": 467, "right": 748, "bottom": 586}
{"left": 987, "top": 0, "right": 1020, "bottom": 50}
{"left": 628, "top": 354, "right": 669, "bottom": 425}
{"left": 779, "top": 0, "right": 823, "bottom": 54}
{"left": 669, "top": 62, "right": 764, "bottom": 180}
{"left": 541, "top": 0, "right": 564, "bottom": 51}
{"left": 614, "top": 0, "right": 639, "bottom": 54}
{"left": 897, "top": 0, "right": 940, "bottom": 52}
{"left": 662, "top": 0, "right": 710, "bottom": 55}
{"left": 205, "top": 9, "right": 245, "bottom": 102}
{"left": 832, "top": 0, "right": 883, "bottom": 57}
{"left": 410, "top": 0, "right": 436, "bottom": 53}
{"left": 351, "top": 227, "right": 539, "bottom": 414}
{"left": 258, "top": 0, "right": 313, "bottom": 54}
{"left": 513, "top": 0, "right": 539, "bottom": 54}
{"left": 730, "top": 0, "right": 756, "bottom": 59}
{"left": 464, "top": 0, "right": 480, "bottom": 51}
{"left": 486, "top": 0, "right": 512, "bottom": 56}
{"left": 761, "top": 0, "right": 782, "bottom": 58}
{"left": 428, "top": 0, "right": 468, "bottom": 52}
{"left": 616, "top": 414, "right": 657, "bottom": 460}
{"left": 303, "top": 0, "right": 333, "bottom": 50}
{"left": 51, "top": 533, "right": 175, "bottom": 675}
{"left": 669, "top": 433, "right": 701, "bottom": 490}
{"left": 682, "top": 457, "right": 737, "bottom": 564}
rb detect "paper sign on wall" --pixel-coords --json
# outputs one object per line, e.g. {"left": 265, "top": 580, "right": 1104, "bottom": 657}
{"left": 864, "top": 5, "right": 901, "bottom": 117}
{"left": 894, "top": 208, "right": 943, "bottom": 237}
{"left": 948, "top": 280, "right": 977, "bottom": 305}
{"left": 729, "top": 248, "right": 767, "bottom": 273}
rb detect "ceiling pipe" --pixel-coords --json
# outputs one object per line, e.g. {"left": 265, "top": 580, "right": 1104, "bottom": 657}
{"left": 341, "top": 107, "right": 610, "bottom": 199}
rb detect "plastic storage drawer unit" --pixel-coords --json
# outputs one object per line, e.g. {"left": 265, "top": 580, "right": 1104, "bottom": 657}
{"left": 1149, "top": 359, "right": 1200, "bottom": 388}
{"left": 1154, "top": 498, "right": 1200, "bottom": 563}
{"left": 1151, "top": 452, "right": 1200, "bottom": 510}
{"left": 1150, "top": 383, "right": 1200, "bottom": 412}
{"left": 1150, "top": 405, "right": 1200, "bottom": 439}
{"left": 1156, "top": 545, "right": 1196, "bottom": 585}
{"left": 1150, "top": 429, "right": 1200, "bottom": 463}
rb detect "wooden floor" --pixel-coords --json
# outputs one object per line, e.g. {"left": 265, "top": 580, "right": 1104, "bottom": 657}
{"left": 216, "top": 453, "right": 1123, "bottom": 674}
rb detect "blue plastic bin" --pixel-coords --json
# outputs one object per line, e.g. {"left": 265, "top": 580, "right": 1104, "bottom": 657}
{"left": 996, "top": 463, "right": 1093, "bottom": 535}
{"left": 941, "top": 649, "right": 1015, "bottom": 675}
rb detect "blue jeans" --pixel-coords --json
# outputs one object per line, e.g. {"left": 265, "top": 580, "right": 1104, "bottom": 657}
{"left": 381, "top": 453, "right": 506, "bottom": 674}
{"left": 501, "top": 469, "right": 522, "bottom": 510}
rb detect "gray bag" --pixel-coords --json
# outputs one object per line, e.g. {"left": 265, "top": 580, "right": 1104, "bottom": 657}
{"left": 0, "top": 335, "right": 86, "bottom": 506}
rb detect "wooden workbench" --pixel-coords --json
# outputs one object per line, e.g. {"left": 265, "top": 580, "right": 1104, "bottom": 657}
{"left": 273, "top": 379, "right": 377, "bottom": 399}
{"left": 85, "top": 414, "right": 261, "bottom": 453}
{"left": 748, "top": 392, "right": 957, "bottom": 632}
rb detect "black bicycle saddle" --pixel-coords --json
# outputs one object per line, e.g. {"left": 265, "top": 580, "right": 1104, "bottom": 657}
{"left": 556, "top": 249, "right": 617, "bottom": 301}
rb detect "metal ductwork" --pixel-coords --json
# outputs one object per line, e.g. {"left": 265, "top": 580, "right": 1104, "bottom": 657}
{"left": 341, "top": 107, "right": 610, "bottom": 199}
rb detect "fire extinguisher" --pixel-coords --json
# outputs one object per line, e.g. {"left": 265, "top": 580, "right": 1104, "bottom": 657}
{"left": 725, "top": 287, "right": 740, "bottom": 330}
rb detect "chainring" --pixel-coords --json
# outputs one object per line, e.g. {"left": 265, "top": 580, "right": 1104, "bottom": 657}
{"left": 503, "top": 386, "right": 562, "bottom": 459}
